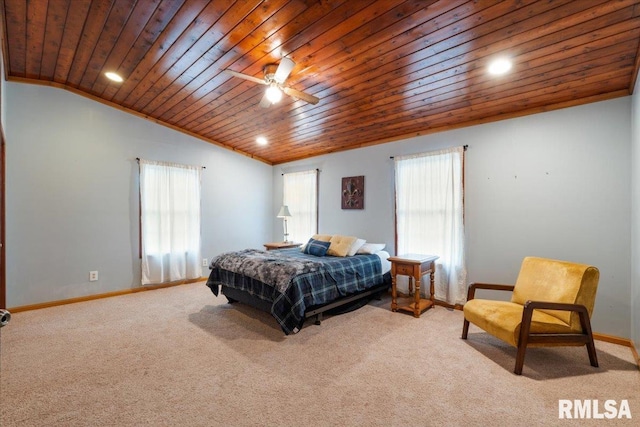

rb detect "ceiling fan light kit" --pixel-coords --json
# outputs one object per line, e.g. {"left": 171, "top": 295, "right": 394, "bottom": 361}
{"left": 265, "top": 85, "right": 283, "bottom": 103}
{"left": 224, "top": 57, "right": 319, "bottom": 108}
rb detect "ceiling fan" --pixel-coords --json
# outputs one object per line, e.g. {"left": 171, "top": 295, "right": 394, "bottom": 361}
{"left": 223, "top": 58, "right": 320, "bottom": 108}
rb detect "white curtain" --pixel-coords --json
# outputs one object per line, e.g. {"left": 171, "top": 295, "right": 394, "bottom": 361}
{"left": 139, "top": 159, "right": 202, "bottom": 285}
{"left": 283, "top": 170, "right": 318, "bottom": 243}
{"left": 394, "top": 147, "right": 467, "bottom": 305}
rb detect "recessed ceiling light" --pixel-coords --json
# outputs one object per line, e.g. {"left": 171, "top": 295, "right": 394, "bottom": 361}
{"left": 256, "top": 137, "right": 268, "bottom": 145}
{"left": 488, "top": 58, "right": 512, "bottom": 76}
{"left": 105, "top": 72, "right": 123, "bottom": 82}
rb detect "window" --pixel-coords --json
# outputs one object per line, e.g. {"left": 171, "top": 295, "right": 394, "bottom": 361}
{"left": 394, "top": 147, "right": 466, "bottom": 305}
{"left": 139, "top": 159, "right": 202, "bottom": 285}
{"left": 283, "top": 170, "right": 318, "bottom": 243}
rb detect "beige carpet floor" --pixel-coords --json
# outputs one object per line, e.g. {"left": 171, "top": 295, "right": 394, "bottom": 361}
{"left": 1, "top": 282, "right": 638, "bottom": 426}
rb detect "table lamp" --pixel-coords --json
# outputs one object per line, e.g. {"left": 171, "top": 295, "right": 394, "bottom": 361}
{"left": 277, "top": 205, "right": 292, "bottom": 242}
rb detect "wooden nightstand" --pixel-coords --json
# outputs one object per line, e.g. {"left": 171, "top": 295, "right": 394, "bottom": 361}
{"left": 263, "top": 241, "right": 302, "bottom": 251}
{"left": 388, "top": 254, "right": 439, "bottom": 317}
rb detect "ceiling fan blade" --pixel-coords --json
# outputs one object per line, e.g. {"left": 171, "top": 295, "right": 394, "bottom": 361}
{"left": 273, "top": 57, "right": 295, "bottom": 84}
{"left": 223, "top": 69, "right": 266, "bottom": 85}
{"left": 283, "top": 86, "right": 319, "bottom": 105}
{"left": 259, "top": 92, "right": 272, "bottom": 108}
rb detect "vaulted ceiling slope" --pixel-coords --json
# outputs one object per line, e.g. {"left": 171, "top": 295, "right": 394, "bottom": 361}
{"left": 2, "top": 0, "right": 640, "bottom": 165}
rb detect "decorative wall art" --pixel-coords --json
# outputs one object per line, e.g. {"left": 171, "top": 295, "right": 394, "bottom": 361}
{"left": 341, "top": 176, "right": 364, "bottom": 209}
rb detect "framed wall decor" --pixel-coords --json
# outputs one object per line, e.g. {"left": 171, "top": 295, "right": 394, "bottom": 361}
{"left": 341, "top": 176, "right": 364, "bottom": 209}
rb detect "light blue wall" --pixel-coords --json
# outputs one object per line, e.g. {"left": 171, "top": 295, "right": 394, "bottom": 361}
{"left": 5, "top": 83, "right": 272, "bottom": 307}
{"left": 1, "top": 52, "right": 5, "bottom": 130}
{"left": 632, "top": 75, "right": 640, "bottom": 351}
{"left": 274, "top": 98, "right": 632, "bottom": 338}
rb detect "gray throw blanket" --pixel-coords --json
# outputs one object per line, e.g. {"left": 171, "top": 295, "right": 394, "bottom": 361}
{"left": 210, "top": 249, "right": 322, "bottom": 294}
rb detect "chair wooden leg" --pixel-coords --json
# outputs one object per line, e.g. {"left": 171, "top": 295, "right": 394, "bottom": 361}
{"left": 579, "top": 311, "right": 599, "bottom": 367}
{"left": 586, "top": 339, "right": 598, "bottom": 367}
{"left": 515, "top": 305, "right": 535, "bottom": 375}
{"left": 462, "top": 319, "right": 469, "bottom": 339}
{"left": 514, "top": 341, "right": 527, "bottom": 375}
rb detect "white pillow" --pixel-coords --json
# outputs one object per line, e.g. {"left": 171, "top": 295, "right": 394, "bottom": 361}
{"left": 347, "top": 238, "right": 366, "bottom": 256}
{"left": 356, "top": 243, "right": 386, "bottom": 254}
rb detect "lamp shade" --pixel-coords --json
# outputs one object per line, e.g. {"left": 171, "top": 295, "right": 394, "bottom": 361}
{"left": 277, "top": 205, "right": 292, "bottom": 218}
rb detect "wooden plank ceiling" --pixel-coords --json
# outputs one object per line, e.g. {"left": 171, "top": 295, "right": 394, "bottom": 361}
{"left": 2, "top": 0, "right": 640, "bottom": 165}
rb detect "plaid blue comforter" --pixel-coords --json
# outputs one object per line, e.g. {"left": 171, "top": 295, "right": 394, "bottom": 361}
{"left": 206, "top": 248, "right": 384, "bottom": 334}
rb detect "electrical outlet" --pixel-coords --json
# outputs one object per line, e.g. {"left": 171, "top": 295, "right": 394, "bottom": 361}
{"left": 89, "top": 271, "right": 98, "bottom": 282}
{"left": 202, "top": 258, "right": 208, "bottom": 267}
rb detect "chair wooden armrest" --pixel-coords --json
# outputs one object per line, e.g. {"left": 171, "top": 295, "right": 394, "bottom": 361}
{"left": 466, "top": 282, "right": 515, "bottom": 301}
{"left": 516, "top": 300, "right": 597, "bottom": 374}
{"left": 462, "top": 283, "right": 516, "bottom": 340}
{"left": 522, "top": 300, "right": 589, "bottom": 314}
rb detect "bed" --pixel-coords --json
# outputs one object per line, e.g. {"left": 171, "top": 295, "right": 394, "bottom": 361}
{"left": 206, "top": 245, "right": 391, "bottom": 334}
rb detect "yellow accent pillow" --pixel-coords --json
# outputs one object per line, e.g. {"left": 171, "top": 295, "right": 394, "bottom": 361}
{"left": 327, "top": 235, "right": 358, "bottom": 257}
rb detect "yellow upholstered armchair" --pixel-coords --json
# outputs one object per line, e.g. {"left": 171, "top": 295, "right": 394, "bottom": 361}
{"left": 461, "top": 257, "right": 600, "bottom": 375}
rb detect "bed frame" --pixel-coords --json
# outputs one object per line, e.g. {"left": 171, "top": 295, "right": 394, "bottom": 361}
{"left": 221, "top": 272, "right": 390, "bottom": 327}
